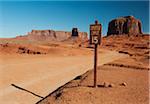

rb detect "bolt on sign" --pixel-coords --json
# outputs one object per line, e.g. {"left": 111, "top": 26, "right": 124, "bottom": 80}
{"left": 90, "top": 20, "right": 102, "bottom": 45}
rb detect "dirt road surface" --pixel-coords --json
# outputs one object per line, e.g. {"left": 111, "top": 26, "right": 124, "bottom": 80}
{"left": 0, "top": 49, "right": 126, "bottom": 104}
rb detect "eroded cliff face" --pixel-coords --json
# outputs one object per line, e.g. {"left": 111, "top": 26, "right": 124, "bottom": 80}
{"left": 107, "top": 16, "right": 142, "bottom": 36}
{"left": 27, "top": 30, "right": 88, "bottom": 42}
{"left": 27, "top": 30, "right": 69, "bottom": 41}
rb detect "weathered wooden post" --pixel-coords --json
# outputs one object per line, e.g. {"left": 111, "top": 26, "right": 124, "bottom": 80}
{"left": 90, "top": 20, "right": 102, "bottom": 87}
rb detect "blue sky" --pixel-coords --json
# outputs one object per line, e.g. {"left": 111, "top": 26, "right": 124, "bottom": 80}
{"left": 0, "top": 1, "right": 149, "bottom": 37}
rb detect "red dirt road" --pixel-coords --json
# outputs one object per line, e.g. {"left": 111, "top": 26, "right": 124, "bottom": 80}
{"left": 0, "top": 49, "right": 126, "bottom": 104}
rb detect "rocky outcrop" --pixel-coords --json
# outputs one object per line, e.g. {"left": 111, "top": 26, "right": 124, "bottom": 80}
{"left": 27, "top": 29, "right": 88, "bottom": 42}
{"left": 17, "top": 46, "right": 46, "bottom": 54}
{"left": 107, "top": 16, "right": 142, "bottom": 36}
{"left": 27, "top": 30, "right": 70, "bottom": 41}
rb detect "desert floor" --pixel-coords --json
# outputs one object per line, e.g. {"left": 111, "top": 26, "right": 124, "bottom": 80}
{"left": 0, "top": 49, "right": 126, "bottom": 104}
{"left": 37, "top": 57, "right": 149, "bottom": 104}
{"left": 0, "top": 34, "right": 149, "bottom": 104}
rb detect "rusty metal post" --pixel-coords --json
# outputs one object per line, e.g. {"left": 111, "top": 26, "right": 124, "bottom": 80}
{"left": 94, "top": 44, "right": 98, "bottom": 87}
{"left": 90, "top": 20, "right": 101, "bottom": 88}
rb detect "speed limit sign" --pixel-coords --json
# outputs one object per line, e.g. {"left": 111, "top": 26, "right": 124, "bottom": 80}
{"left": 90, "top": 20, "right": 102, "bottom": 45}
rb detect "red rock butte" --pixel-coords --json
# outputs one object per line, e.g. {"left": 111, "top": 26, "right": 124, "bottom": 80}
{"left": 107, "top": 16, "right": 142, "bottom": 36}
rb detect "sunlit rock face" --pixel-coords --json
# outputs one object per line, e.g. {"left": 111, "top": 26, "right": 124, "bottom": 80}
{"left": 107, "top": 16, "right": 142, "bottom": 36}
{"left": 27, "top": 28, "right": 88, "bottom": 41}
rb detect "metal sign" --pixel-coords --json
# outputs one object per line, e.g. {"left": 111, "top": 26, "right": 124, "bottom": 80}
{"left": 90, "top": 21, "right": 102, "bottom": 45}
{"left": 90, "top": 25, "right": 101, "bottom": 31}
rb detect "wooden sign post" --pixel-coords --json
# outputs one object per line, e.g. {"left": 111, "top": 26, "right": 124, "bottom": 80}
{"left": 90, "top": 20, "right": 102, "bottom": 88}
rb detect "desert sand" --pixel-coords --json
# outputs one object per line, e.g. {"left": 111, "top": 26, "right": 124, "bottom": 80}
{"left": 37, "top": 34, "right": 149, "bottom": 104}
{"left": 0, "top": 34, "right": 149, "bottom": 104}
{"left": 0, "top": 43, "right": 126, "bottom": 104}
{"left": 38, "top": 66, "right": 149, "bottom": 104}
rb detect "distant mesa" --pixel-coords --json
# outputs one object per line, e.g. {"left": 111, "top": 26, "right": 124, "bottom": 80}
{"left": 25, "top": 28, "right": 88, "bottom": 42}
{"left": 107, "top": 16, "right": 142, "bottom": 36}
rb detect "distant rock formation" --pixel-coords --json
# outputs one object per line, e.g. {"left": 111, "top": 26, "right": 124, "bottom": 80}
{"left": 27, "top": 30, "right": 70, "bottom": 41}
{"left": 107, "top": 16, "right": 142, "bottom": 36}
{"left": 72, "top": 28, "right": 78, "bottom": 36}
{"left": 27, "top": 28, "right": 88, "bottom": 42}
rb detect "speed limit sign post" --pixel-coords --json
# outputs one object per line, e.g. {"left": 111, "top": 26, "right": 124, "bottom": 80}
{"left": 90, "top": 20, "right": 102, "bottom": 88}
